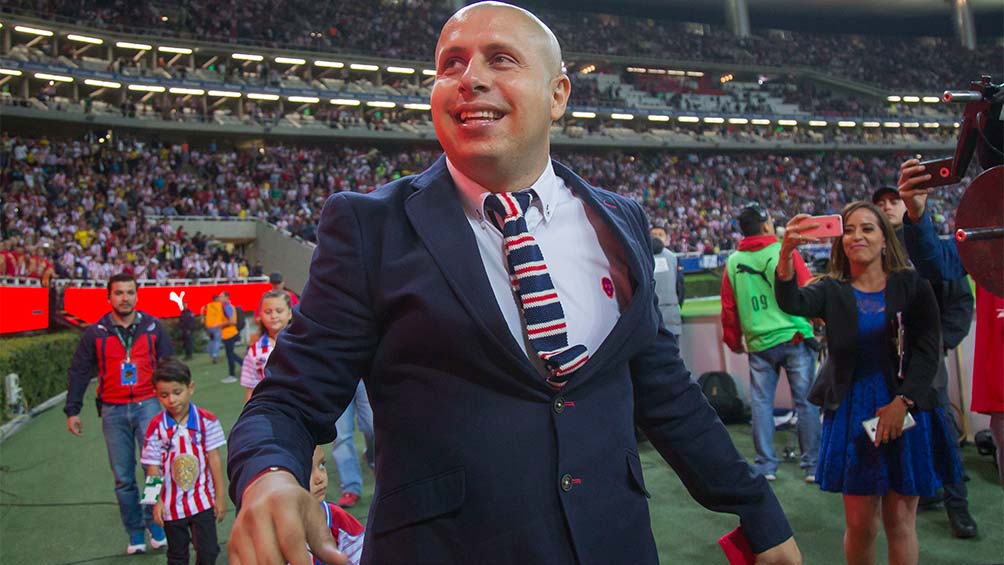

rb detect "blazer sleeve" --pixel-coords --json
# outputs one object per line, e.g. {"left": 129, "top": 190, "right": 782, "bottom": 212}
{"left": 774, "top": 272, "right": 828, "bottom": 319}
{"left": 896, "top": 275, "right": 943, "bottom": 403}
{"left": 902, "top": 211, "right": 966, "bottom": 282}
{"left": 227, "top": 192, "right": 377, "bottom": 506}
{"left": 627, "top": 203, "right": 792, "bottom": 553}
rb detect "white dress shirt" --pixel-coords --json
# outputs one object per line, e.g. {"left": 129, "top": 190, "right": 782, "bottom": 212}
{"left": 447, "top": 158, "right": 633, "bottom": 366}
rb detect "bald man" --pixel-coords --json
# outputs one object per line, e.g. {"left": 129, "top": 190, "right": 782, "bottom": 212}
{"left": 226, "top": 3, "right": 800, "bottom": 564}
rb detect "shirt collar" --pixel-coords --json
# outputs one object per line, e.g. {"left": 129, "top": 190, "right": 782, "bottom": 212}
{"left": 165, "top": 403, "right": 199, "bottom": 432}
{"left": 447, "top": 157, "right": 558, "bottom": 226}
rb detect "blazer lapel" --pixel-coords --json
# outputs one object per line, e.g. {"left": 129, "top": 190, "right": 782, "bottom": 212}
{"left": 404, "top": 157, "right": 550, "bottom": 394}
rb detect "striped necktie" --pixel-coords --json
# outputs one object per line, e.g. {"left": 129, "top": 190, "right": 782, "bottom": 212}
{"left": 485, "top": 190, "right": 589, "bottom": 388}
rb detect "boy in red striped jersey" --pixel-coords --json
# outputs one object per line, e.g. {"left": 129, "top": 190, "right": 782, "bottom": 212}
{"left": 308, "top": 446, "right": 365, "bottom": 565}
{"left": 142, "top": 359, "right": 227, "bottom": 564}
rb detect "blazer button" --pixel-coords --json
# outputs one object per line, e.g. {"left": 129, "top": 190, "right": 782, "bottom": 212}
{"left": 560, "top": 473, "right": 573, "bottom": 492}
{"left": 553, "top": 397, "right": 565, "bottom": 414}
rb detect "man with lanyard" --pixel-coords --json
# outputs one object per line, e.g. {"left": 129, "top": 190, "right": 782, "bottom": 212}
{"left": 65, "top": 272, "right": 175, "bottom": 555}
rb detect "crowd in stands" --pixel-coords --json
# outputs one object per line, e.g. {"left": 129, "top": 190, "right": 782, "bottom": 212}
{"left": 6, "top": 0, "right": 998, "bottom": 92}
{"left": 1, "top": 133, "right": 970, "bottom": 285}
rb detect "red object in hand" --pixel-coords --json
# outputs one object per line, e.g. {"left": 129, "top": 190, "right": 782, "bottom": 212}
{"left": 718, "top": 527, "right": 755, "bottom": 565}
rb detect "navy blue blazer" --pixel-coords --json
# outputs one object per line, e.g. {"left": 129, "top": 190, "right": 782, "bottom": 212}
{"left": 228, "top": 156, "right": 792, "bottom": 565}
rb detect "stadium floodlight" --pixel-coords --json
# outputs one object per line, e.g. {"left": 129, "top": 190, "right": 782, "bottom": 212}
{"left": 404, "top": 103, "right": 431, "bottom": 110}
{"left": 116, "top": 41, "right": 152, "bottom": 50}
{"left": 232, "top": 53, "right": 264, "bottom": 61}
{"left": 808, "top": 120, "right": 828, "bottom": 127}
{"left": 883, "top": 121, "right": 901, "bottom": 128}
{"left": 169, "top": 87, "right": 205, "bottom": 95}
{"left": 647, "top": 69, "right": 666, "bottom": 75}
{"left": 159, "top": 45, "right": 193, "bottom": 54}
{"left": 626, "top": 67, "right": 646, "bottom": 73}
{"left": 922, "top": 122, "right": 940, "bottom": 128}
{"left": 902, "top": 122, "right": 920, "bottom": 128}
{"left": 751, "top": 118, "right": 771, "bottom": 125}
{"left": 330, "top": 98, "right": 361, "bottom": 106}
{"left": 647, "top": 115, "right": 671, "bottom": 122}
{"left": 677, "top": 116, "right": 700, "bottom": 123}
{"left": 128, "top": 84, "right": 165, "bottom": 92}
{"left": 727, "top": 118, "right": 749, "bottom": 125}
{"left": 275, "top": 57, "right": 307, "bottom": 65}
{"left": 0, "top": 68, "right": 23, "bottom": 77}
{"left": 387, "top": 66, "right": 415, "bottom": 74}
{"left": 315, "top": 60, "right": 345, "bottom": 68}
{"left": 422, "top": 69, "right": 436, "bottom": 76}
{"left": 247, "top": 93, "right": 279, "bottom": 101}
{"left": 686, "top": 71, "right": 704, "bottom": 77}
{"left": 862, "top": 121, "right": 881, "bottom": 128}
{"left": 14, "top": 25, "right": 53, "bottom": 37}
{"left": 350, "top": 63, "right": 380, "bottom": 71}
{"left": 611, "top": 113, "right": 634, "bottom": 120}
{"left": 703, "top": 117, "right": 725, "bottom": 124}
{"left": 922, "top": 96, "right": 941, "bottom": 103}
{"left": 953, "top": 122, "right": 960, "bottom": 128}
{"left": 67, "top": 33, "right": 103, "bottom": 45}
{"left": 777, "top": 119, "right": 798, "bottom": 126}
{"left": 366, "top": 101, "right": 396, "bottom": 108}
{"left": 208, "top": 90, "right": 241, "bottom": 97}
{"left": 34, "top": 72, "right": 72, "bottom": 82}
{"left": 837, "top": 121, "right": 857, "bottom": 127}
{"left": 666, "top": 70, "right": 686, "bottom": 76}
{"left": 902, "top": 96, "right": 920, "bottom": 103}
{"left": 886, "top": 95, "right": 902, "bottom": 103}
{"left": 84, "top": 79, "right": 121, "bottom": 88}
{"left": 288, "top": 96, "right": 319, "bottom": 103}
{"left": 571, "top": 111, "right": 597, "bottom": 118}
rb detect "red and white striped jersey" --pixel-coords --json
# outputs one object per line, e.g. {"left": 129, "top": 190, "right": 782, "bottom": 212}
{"left": 141, "top": 404, "right": 226, "bottom": 521}
{"left": 311, "top": 501, "right": 365, "bottom": 565}
{"left": 240, "top": 334, "right": 273, "bottom": 391}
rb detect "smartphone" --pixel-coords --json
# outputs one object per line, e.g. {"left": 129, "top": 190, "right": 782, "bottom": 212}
{"left": 862, "top": 412, "right": 917, "bottom": 444}
{"left": 796, "top": 214, "right": 843, "bottom": 239}
{"left": 917, "top": 157, "right": 960, "bottom": 189}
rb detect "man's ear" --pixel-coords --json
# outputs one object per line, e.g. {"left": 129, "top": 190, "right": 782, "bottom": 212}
{"left": 550, "top": 74, "right": 571, "bottom": 122}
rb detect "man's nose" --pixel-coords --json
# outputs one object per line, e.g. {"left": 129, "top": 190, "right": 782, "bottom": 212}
{"left": 459, "top": 59, "right": 489, "bottom": 94}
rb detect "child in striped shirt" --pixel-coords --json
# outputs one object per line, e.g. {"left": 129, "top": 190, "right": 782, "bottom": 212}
{"left": 241, "top": 290, "right": 293, "bottom": 402}
{"left": 309, "top": 445, "right": 365, "bottom": 565}
{"left": 142, "top": 358, "right": 227, "bottom": 564}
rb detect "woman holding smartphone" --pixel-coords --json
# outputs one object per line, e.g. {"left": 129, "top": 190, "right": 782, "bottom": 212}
{"left": 775, "top": 201, "right": 962, "bottom": 565}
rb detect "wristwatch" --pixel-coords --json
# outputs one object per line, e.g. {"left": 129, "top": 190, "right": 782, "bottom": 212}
{"left": 897, "top": 394, "right": 915, "bottom": 408}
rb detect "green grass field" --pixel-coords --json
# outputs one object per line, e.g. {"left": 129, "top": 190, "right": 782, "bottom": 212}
{"left": 1, "top": 349, "right": 1001, "bottom": 564}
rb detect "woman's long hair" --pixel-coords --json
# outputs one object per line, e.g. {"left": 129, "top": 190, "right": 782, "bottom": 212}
{"left": 827, "top": 201, "right": 910, "bottom": 282}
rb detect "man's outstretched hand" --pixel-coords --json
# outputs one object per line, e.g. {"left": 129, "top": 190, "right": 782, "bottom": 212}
{"left": 228, "top": 470, "right": 348, "bottom": 565}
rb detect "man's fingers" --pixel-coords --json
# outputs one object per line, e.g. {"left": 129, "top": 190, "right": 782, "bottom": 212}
{"left": 273, "top": 510, "right": 314, "bottom": 565}
{"left": 304, "top": 503, "right": 348, "bottom": 565}
{"left": 248, "top": 511, "right": 292, "bottom": 565}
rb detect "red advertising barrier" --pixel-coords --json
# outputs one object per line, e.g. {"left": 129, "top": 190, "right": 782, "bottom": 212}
{"left": 62, "top": 282, "right": 273, "bottom": 325}
{"left": 0, "top": 286, "right": 50, "bottom": 334}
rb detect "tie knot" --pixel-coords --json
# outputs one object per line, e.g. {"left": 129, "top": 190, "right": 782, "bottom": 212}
{"left": 484, "top": 191, "right": 534, "bottom": 231}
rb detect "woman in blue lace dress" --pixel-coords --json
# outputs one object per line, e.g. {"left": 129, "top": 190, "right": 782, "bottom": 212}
{"left": 774, "top": 201, "right": 962, "bottom": 565}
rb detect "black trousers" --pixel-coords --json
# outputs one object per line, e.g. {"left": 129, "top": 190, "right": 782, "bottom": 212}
{"left": 223, "top": 335, "right": 242, "bottom": 377}
{"left": 934, "top": 358, "right": 969, "bottom": 511}
{"left": 164, "top": 509, "right": 219, "bottom": 565}
{"left": 181, "top": 331, "right": 194, "bottom": 360}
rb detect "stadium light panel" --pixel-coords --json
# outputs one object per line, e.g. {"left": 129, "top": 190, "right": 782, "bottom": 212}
{"left": 275, "top": 57, "right": 307, "bottom": 65}
{"left": 703, "top": 117, "right": 725, "bottom": 124}
{"left": 387, "top": 66, "right": 416, "bottom": 74}
{"left": 922, "top": 122, "right": 940, "bottom": 128}
{"left": 777, "top": 119, "right": 798, "bottom": 126}
{"left": 751, "top": 119, "right": 771, "bottom": 125}
{"left": 116, "top": 41, "right": 152, "bottom": 50}
{"left": 169, "top": 87, "right": 205, "bottom": 95}
{"left": 14, "top": 25, "right": 53, "bottom": 37}
{"left": 666, "top": 70, "right": 686, "bottom": 76}
{"left": 571, "top": 111, "right": 597, "bottom": 118}
{"left": 953, "top": 122, "right": 960, "bottom": 128}
{"left": 611, "top": 113, "right": 634, "bottom": 120}
{"left": 315, "top": 60, "right": 345, "bottom": 68}
{"left": 404, "top": 103, "right": 431, "bottom": 110}
{"left": 686, "top": 71, "right": 704, "bottom": 77}
{"left": 208, "top": 90, "right": 241, "bottom": 98}
{"left": 330, "top": 98, "right": 361, "bottom": 106}
{"left": 862, "top": 121, "right": 881, "bottom": 128}
{"left": 159, "top": 46, "right": 193, "bottom": 54}
{"left": 0, "top": 68, "right": 23, "bottom": 76}
{"left": 247, "top": 93, "right": 279, "bottom": 101}
{"left": 128, "top": 84, "right": 165, "bottom": 92}
{"left": 902, "top": 122, "right": 920, "bottom": 128}
{"left": 808, "top": 120, "right": 828, "bottom": 127}
{"left": 67, "top": 33, "right": 103, "bottom": 45}
{"left": 366, "top": 101, "right": 396, "bottom": 108}
{"left": 883, "top": 121, "right": 901, "bottom": 128}
{"left": 626, "top": 67, "right": 647, "bottom": 73}
{"left": 232, "top": 53, "right": 264, "bottom": 61}
{"left": 677, "top": 116, "right": 700, "bottom": 123}
{"left": 647, "top": 115, "right": 671, "bottom": 122}
{"left": 727, "top": 118, "right": 748, "bottom": 125}
{"left": 922, "top": 96, "right": 941, "bottom": 103}
{"left": 350, "top": 63, "right": 380, "bottom": 71}
{"left": 84, "top": 79, "right": 121, "bottom": 88}
{"left": 902, "top": 96, "right": 920, "bottom": 103}
{"left": 288, "top": 96, "right": 319, "bottom": 103}
{"left": 34, "top": 72, "right": 72, "bottom": 82}
{"left": 647, "top": 69, "right": 666, "bottom": 75}
{"left": 886, "top": 96, "right": 901, "bottom": 103}
{"left": 422, "top": 69, "right": 436, "bottom": 76}
{"left": 837, "top": 121, "right": 857, "bottom": 127}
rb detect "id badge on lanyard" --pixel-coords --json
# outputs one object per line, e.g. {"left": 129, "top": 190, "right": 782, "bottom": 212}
{"left": 115, "top": 326, "right": 138, "bottom": 386}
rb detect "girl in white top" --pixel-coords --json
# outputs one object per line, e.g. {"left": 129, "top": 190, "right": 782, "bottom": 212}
{"left": 240, "top": 290, "right": 292, "bottom": 402}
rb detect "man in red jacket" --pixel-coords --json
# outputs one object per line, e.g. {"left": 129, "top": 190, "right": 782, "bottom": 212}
{"left": 65, "top": 273, "right": 174, "bottom": 555}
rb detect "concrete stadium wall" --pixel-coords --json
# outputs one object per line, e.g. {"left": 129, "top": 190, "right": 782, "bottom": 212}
{"left": 247, "top": 223, "right": 315, "bottom": 295}
{"left": 161, "top": 217, "right": 258, "bottom": 241}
